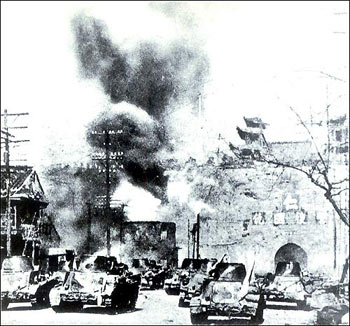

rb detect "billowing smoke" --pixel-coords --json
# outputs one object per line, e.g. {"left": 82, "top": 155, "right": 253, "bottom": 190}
{"left": 85, "top": 103, "right": 169, "bottom": 200}
{"left": 72, "top": 12, "right": 209, "bottom": 201}
{"left": 72, "top": 13, "right": 208, "bottom": 119}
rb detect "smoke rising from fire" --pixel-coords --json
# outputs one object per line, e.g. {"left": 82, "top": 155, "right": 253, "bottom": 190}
{"left": 72, "top": 11, "right": 210, "bottom": 201}
{"left": 72, "top": 13, "right": 209, "bottom": 119}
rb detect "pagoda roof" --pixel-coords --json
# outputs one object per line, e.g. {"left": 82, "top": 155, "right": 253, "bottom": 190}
{"left": 243, "top": 117, "right": 269, "bottom": 129}
{"left": 1, "top": 166, "right": 48, "bottom": 204}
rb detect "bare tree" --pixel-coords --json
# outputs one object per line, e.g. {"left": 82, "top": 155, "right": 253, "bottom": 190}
{"left": 229, "top": 107, "right": 349, "bottom": 227}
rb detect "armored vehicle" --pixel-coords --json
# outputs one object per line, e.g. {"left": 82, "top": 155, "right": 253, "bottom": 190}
{"left": 143, "top": 260, "right": 167, "bottom": 290}
{"left": 131, "top": 259, "right": 166, "bottom": 290}
{"left": 29, "top": 248, "right": 76, "bottom": 308}
{"left": 165, "top": 258, "right": 213, "bottom": 297}
{"left": 164, "top": 269, "right": 181, "bottom": 295}
{"left": 263, "top": 261, "right": 309, "bottom": 309}
{"left": 1, "top": 256, "right": 34, "bottom": 310}
{"left": 189, "top": 262, "right": 265, "bottom": 324}
{"left": 178, "top": 259, "right": 217, "bottom": 307}
{"left": 49, "top": 255, "right": 141, "bottom": 312}
{"left": 1, "top": 249, "right": 76, "bottom": 310}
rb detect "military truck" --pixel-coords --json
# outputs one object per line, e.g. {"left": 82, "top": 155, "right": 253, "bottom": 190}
{"left": 49, "top": 255, "right": 141, "bottom": 312}
{"left": 189, "top": 262, "right": 265, "bottom": 324}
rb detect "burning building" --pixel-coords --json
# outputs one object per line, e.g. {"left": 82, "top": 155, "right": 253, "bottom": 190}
{"left": 116, "top": 221, "right": 178, "bottom": 268}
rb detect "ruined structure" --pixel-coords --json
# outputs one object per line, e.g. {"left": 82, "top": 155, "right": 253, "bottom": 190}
{"left": 116, "top": 221, "right": 178, "bottom": 268}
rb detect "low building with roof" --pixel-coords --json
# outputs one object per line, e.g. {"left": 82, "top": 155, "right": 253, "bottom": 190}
{"left": 1, "top": 165, "right": 60, "bottom": 264}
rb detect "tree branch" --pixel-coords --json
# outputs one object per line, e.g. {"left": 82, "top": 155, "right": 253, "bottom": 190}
{"left": 332, "top": 188, "right": 349, "bottom": 197}
{"left": 288, "top": 105, "right": 328, "bottom": 171}
{"left": 332, "top": 178, "right": 349, "bottom": 185}
{"left": 260, "top": 156, "right": 330, "bottom": 193}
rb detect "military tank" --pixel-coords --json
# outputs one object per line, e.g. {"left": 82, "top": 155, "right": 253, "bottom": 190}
{"left": 1, "top": 249, "right": 76, "bottom": 310}
{"left": 1, "top": 256, "right": 34, "bottom": 310}
{"left": 49, "top": 255, "right": 141, "bottom": 312}
{"left": 189, "top": 262, "right": 265, "bottom": 324}
{"left": 29, "top": 248, "right": 76, "bottom": 308}
{"left": 263, "top": 261, "right": 310, "bottom": 309}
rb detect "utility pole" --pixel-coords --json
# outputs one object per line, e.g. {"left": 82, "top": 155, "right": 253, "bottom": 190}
{"left": 1, "top": 109, "right": 29, "bottom": 257}
{"left": 86, "top": 201, "right": 92, "bottom": 255}
{"left": 91, "top": 128, "right": 123, "bottom": 257}
{"left": 3, "top": 109, "right": 12, "bottom": 257}
{"left": 196, "top": 213, "right": 200, "bottom": 259}
{"left": 105, "top": 131, "right": 111, "bottom": 256}
{"left": 187, "top": 219, "right": 190, "bottom": 259}
{"left": 197, "top": 94, "right": 205, "bottom": 160}
{"left": 192, "top": 229, "right": 196, "bottom": 259}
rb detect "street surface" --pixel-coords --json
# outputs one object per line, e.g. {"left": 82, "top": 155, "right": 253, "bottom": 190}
{"left": 1, "top": 289, "right": 317, "bottom": 325}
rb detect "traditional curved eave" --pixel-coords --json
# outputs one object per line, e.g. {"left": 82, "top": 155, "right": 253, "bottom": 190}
{"left": 1, "top": 195, "right": 49, "bottom": 208}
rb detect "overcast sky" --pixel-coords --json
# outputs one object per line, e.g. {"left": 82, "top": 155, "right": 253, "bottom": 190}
{"left": 1, "top": 1, "right": 349, "bottom": 170}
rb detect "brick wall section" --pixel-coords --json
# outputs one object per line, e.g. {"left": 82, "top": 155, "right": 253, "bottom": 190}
{"left": 195, "top": 163, "right": 348, "bottom": 278}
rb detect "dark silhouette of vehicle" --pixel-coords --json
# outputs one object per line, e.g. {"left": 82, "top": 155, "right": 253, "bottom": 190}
{"left": 164, "top": 259, "right": 210, "bottom": 298}
{"left": 189, "top": 262, "right": 265, "bottom": 324}
{"left": 132, "top": 259, "right": 167, "bottom": 290}
{"left": 49, "top": 255, "right": 140, "bottom": 312}
{"left": 164, "top": 268, "right": 181, "bottom": 295}
{"left": 177, "top": 258, "right": 217, "bottom": 307}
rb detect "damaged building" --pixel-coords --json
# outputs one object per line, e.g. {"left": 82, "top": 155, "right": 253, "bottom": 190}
{"left": 114, "top": 221, "right": 178, "bottom": 268}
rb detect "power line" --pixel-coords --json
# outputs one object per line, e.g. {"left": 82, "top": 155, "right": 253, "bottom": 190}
{"left": 1, "top": 112, "right": 29, "bottom": 117}
{"left": 1, "top": 109, "right": 29, "bottom": 257}
{"left": 90, "top": 128, "right": 123, "bottom": 257}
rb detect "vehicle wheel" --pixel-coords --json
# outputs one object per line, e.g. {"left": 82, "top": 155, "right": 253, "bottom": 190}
{"left": 52, "top": 301, "right": 83, "bottom": 313}
{"left": 190, "top": 312, "right": 208, "bottom": 324}
{"left": 178, "top": 297, "right": 186, "bottom": 307}
{"left": 166, "top": 288, "right": 179, "bottom": 296}
{"left": 110, "top": 295, "right": 117, "bottom": 310}
{"left": 51, "top": 303, "right": 65, "bottom": 313}
{"left": 32, "top": 292, "right": 50, "bottom": 309}
{"left": 106, "top": 306, "right": 117, "bottom": 315}
{"left": 1, "top": 298, "right": 10, "bottom": 310}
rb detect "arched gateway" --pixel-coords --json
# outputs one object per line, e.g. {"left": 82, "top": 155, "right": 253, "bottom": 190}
{"left": 274, "top": 243, "right": 308, "bottom": 269}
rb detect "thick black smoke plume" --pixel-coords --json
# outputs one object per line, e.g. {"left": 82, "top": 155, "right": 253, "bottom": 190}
{"left": 86, "top": 110, "right": 169, "bottom": 200}
{"left": 72, "top": 13, "right": 209, "bottom": 200}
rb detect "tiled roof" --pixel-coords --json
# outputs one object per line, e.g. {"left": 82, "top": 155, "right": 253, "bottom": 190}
{"left": 0, "top": 165, "right": 47, "bottom": 203}
{"left": 1, "top": 166, "right": 31, "bottom": 192}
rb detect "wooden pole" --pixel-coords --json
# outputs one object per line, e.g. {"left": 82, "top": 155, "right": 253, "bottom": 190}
{"left": 196, "top": 213, "right": 200, "bottom": 259}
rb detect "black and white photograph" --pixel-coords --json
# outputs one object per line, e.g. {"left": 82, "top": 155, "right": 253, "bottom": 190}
{"left": 1, "top": 1, "right": 349, "bottom": 325}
